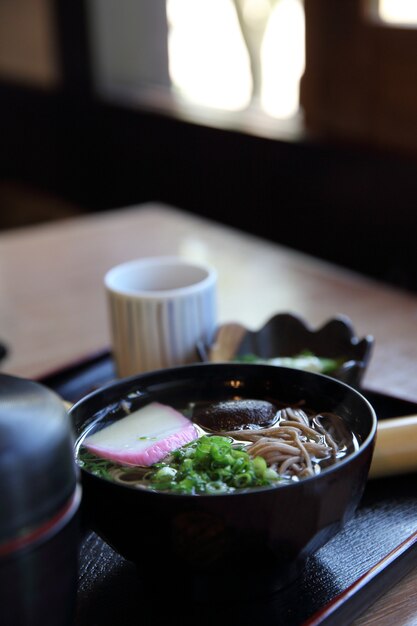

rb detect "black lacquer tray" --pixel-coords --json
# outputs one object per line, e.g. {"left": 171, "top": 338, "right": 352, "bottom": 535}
{"left": 39, "top": 351, "right": 417, "bottom": 626}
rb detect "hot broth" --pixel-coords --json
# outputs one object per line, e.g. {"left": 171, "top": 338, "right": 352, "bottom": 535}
{"left": 76, "top": 394, "right": 359, "bottom": 495}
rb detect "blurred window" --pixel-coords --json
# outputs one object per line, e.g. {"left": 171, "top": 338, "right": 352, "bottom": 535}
{"left": 378, "top": 0, "right": 417, "bottom": 25}
{"left": 167, "top": 0, "right": 305, "bottom": 119}
{"left": 88, "top": 0, "right": 305, "bottom": 133}
{"left": 69, "top": 0, "right": 417, "bottom": 152}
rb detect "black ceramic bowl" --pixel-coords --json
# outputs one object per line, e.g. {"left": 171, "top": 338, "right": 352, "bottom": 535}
{"left": 70, "top": 363, "right": 376, "bottom": 596}
{"left": 198, "top": 312, "right": 374, "bottom": 388}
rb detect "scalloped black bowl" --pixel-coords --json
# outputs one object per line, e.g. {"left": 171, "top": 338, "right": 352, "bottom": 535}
{"left": 70, "top": 363, "right": 376, "bottom": 597}
{"left": 198, "top": 312, "right": 374, "bottom": 387}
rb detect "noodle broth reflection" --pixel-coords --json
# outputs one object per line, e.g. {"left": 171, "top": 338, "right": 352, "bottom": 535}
{"left": 76, "top": 397, "right": 359, "bottom": 494}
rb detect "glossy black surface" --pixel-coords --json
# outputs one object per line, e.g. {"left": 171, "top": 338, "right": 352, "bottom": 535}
{"left": 38, "top": 352, "right": 417, "bottom": 625}
{"left": 0, "top": 374, "right": 81, "bottom": 626}
{"left": 199, "top": 313, "right": 374, "bottom": 387}
{"left": 0, "top": 500, "right": 80, "bottom": 626}
{"left": 0, "top": 373, "right": 77, "bottom": 543}
{"left": 70, "top": 363, "right": 376, "bottom": 596}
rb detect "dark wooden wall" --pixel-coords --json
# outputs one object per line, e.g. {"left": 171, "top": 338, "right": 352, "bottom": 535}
{"left": 2, "top": 80, "right": 417, "bottom": 292}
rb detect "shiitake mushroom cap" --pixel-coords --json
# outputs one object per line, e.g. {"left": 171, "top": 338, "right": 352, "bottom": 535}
{"left": 192, "top": 399, "right": 278, "bottom": 431}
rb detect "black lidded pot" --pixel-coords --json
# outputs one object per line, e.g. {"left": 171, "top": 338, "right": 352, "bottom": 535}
{"left": 0, "top": 374, "right": 81, "bottom": 626}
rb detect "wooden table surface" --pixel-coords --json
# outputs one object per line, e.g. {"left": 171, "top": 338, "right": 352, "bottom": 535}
{"left": 0, "top": 202, "right": 416, "bottom": 624}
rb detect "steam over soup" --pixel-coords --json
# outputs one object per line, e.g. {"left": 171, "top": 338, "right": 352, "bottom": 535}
{"left": 76, "top": 396, "right": 359, "bottom": 495}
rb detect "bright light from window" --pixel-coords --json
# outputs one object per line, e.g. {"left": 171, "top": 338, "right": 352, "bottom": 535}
{"left": 167, "top": 0, "right": 252, "bottom": 111}
{"left": 261, "top": 0, "right": 305, "bottom": 118}
{"left": 167, "top": 0, "right": 305, "bottom": 119}
{"left": 379, "top": 0, "right": 417, "bottom": 24}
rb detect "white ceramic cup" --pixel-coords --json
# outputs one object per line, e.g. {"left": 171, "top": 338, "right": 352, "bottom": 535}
{"left": 104, "top": 256, "right": 218, "bottom": 377}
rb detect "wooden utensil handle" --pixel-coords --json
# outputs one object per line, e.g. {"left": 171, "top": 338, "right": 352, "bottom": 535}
{"left": 369, "top": 415, "right": 417, "bottom": 479}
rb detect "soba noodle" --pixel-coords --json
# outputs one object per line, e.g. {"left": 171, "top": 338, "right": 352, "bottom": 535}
{"left": 218, "top": 407, "right": 356, "bottom": 479}
{"left": 77, "top": 399, "right": 359, "bottom": 492}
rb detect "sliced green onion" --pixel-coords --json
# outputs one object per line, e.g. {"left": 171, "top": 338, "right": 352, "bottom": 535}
{"left": 146, "top": 435, "right": 281, "bottom": 495}
{"left": 152, "top": 466, "right": 177, "bottom": 482}
{"left": 253, "top": 456, "right": 267, "bottom": 476}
